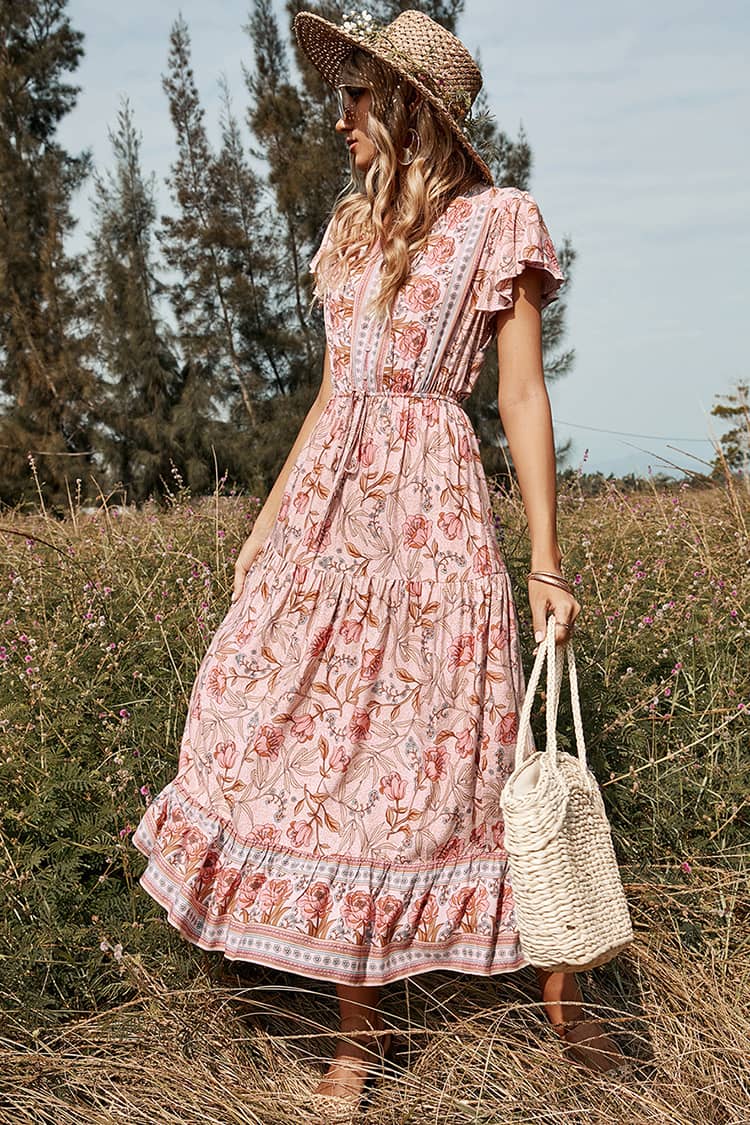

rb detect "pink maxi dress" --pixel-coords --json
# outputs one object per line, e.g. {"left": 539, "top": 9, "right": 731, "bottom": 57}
{"left": 133, "top": 182, "right": 566, "bottom": 984}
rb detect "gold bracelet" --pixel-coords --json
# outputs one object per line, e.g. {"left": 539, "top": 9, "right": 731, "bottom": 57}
{"left": 528, "top": 576, "right": 572, "bottom": 592}
{"left": 528, "top": 568, "right": 571, "bottom": 581}
{"left": 527, "top": 572, "right": 574, "bottom": 593}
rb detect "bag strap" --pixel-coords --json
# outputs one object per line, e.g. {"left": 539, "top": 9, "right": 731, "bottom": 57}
{"left": 513, "top": 613, "right": 590, "bottom": 782}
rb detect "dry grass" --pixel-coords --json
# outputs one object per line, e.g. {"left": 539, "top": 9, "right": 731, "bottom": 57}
{"left": 3, "top": 872, "right": 748, "bottom": 1125}
{"left": 2, "top": 465, "right": 749, "bottom": 1123}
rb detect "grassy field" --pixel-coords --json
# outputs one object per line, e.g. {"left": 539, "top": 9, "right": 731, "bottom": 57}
{"left": 0, "top": 468, "right": 748, "bottom": 1123}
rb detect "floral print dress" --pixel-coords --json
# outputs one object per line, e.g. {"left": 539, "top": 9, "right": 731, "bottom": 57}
{"left": 133, "top": 183, "right": 566, "bottom": 984}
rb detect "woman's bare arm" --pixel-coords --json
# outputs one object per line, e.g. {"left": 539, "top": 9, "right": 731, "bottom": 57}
{"left": 495, "top": 271, "right": 580, "bottom": 646}
{"left": 251, "top": 345, "right": 333, "bottom": 536}
{"left": 232, "top": 345, "right": 333, "bottom": 601}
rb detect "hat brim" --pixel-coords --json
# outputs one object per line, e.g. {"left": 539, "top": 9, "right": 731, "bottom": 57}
{"left": 293, "top": 11, "right": 494, "bottom": 186}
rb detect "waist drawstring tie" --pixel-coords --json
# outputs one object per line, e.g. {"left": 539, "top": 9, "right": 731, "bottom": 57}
{"left": 334, "top": 390, "right": 465, "bottom": 475}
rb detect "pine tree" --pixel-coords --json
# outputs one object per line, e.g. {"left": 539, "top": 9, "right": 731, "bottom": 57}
{"left": 88, "top": 99, "right": 192, "bottom": 501}
{"left": 212, "top": 77, "right": 290, "bottom": 405}
{"left": 245, "top": 0, "right": 330, "bottom": 390}
{"left": 0, "top": 0, "right": 98, "bottom": 507}
{"left": 159, "top": 16, "right": 259, "bottom": 429}
{"left": 233, "top": 0, "right": 342, "bottom": 489}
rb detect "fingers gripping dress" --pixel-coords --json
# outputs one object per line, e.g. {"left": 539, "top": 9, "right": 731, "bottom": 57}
{"left": 133, "top": 183, "right": 566, "bottom": 985}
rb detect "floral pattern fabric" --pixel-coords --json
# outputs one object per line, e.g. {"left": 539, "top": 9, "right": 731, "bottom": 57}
{"left": 133, "top": 184, "right": 566, "bottom": 984}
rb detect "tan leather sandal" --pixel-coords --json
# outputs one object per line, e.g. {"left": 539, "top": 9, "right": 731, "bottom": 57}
{"left": 308, "top": 1029, "right": 395, "bottom": 1120}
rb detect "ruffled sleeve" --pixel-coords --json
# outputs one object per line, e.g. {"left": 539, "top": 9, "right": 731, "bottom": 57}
{"left": 473, "top": 189, "right": 566, "bottom": 314}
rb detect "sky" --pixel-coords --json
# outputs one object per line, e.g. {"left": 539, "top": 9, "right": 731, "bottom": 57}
{"left": 58, "top": 1, "right": 750, "bottom": 478}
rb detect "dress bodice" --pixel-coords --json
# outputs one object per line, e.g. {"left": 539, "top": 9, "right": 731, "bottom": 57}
{"left": 265, "top": 185, "right": 565, "bottom": 585}
{"left": 311, "top": 183, "right": 565, "bottom": 404}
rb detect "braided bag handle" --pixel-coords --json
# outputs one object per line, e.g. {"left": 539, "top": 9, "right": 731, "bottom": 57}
{"left": 514, "top": 612, "right": 591, "bottom": 784}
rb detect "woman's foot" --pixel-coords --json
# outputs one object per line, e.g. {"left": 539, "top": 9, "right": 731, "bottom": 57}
{"left": 553, "top": 1018, "right": 630, "bottom": 1076}
{"left": 313, "top": 1027, "right": 393, "bottom": 1107}
{"left": 536, "top": 969, "right": 629, "bottom": 1078}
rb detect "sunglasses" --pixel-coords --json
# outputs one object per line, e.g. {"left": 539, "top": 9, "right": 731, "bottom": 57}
{"left": 335, "top": 84, "right": 369, "bottom": 123}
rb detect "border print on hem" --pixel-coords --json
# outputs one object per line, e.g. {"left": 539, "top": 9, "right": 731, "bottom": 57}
{"left": 135, "top": 838, "right": 529, "bottom": 986}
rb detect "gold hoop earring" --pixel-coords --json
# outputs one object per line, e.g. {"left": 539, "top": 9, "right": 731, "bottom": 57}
{"left": 399, "top": 128, "right": 421, "bottom": 166}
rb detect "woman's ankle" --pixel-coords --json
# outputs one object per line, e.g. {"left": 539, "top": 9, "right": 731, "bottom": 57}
{"left": 336, "top": 1024, "right": 391, "bottom": 1058}
{"left": 536, "top": 968, "right": 586, "bottom": 1027}
{"left": 335, "top": 983, "right": 383, "bottom": 1036}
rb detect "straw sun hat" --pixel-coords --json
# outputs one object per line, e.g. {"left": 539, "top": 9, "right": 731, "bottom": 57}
{"left": 293, "top": 7, "right": 495, "bottom": 185}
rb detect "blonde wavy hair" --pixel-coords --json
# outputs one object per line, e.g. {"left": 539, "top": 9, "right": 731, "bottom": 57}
{"left": 313, "top": 48, "right": 483, "bottom": 321}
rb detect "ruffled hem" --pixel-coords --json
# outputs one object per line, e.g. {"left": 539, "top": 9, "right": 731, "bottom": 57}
{"left": 132, "top": 783, "right": 527, "bottom": 985}
{"left": 473, "top": 188, "right": 566, "bottom": 313}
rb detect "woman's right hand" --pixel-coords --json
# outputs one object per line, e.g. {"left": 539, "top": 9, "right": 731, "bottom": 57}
{"left": 232, "top": 526, "right": 272, "bottom": 603}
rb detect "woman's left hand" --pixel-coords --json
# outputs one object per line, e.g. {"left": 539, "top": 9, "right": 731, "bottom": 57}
{"left": 528, "top": 579, "right": 581, "bottom": 655}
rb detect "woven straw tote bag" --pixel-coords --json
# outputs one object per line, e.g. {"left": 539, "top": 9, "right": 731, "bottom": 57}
{"left": 499, "top": 612, "right": 634, "bottom": 972}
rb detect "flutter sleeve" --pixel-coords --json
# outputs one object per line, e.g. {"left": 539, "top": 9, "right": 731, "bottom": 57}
{"left": 473, "top": 189, "right": 566, "bottom": 313}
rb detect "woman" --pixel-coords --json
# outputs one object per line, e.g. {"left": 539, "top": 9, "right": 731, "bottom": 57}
{"left": 133, "top": 7, "right": 627, "bottom": 1115}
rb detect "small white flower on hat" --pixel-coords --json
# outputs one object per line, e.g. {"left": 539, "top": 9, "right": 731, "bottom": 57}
{"left": 341, "top": 8, "right": 376, "bottom": 38}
